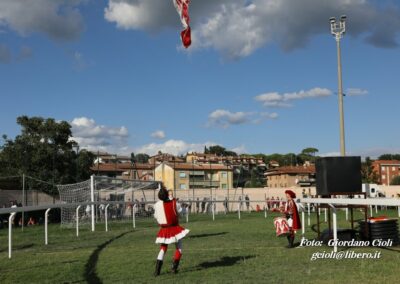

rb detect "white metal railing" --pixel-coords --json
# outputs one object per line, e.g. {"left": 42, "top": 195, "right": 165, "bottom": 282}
{"left": 299, "top": 197, "right": 400, "bottom": 253}
{"left": 2, "top": 197, "right": 400, "bottom": 259}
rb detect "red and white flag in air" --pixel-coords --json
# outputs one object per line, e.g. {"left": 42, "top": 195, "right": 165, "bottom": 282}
{"left": 173, "top": 0, "right": 191, "bottom": 48}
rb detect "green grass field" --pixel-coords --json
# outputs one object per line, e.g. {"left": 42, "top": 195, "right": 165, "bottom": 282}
{"left": 1, "top": 209, "right": 400, "bottom": 283}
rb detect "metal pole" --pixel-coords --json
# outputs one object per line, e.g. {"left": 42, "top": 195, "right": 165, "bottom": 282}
{"left": 324, "top": 208, "right": 327, "bottom": 223}
{"left": 336, "top": 36, "right": 346, "bottom": 156}
{"left": 329, "top": 204, "right": 338, "bottom": 253}
{"left": 212, "top": 199, "right": 215, "bottom": 221}
{"left": 302, "top": 211, "right": 305, "bottom": 235}
{"left": 186, "top": 208, "right": 189, "bottom": 223}
{"left": 22, "top": 173, "right": 25, "bottom": 231}
{"left": 105, "top": 204, "right": 110, "bottom": 232}
{"left": 90, "top": 175, "right": 95, "bottom": 232}
{"left": 133, "top": 204, "right": 136, "bottom": 229}
{"left": 76, "top": 205, "right": 81, "bottom": 237}
{"left": 45, "top": 208, "right": 51, "bottom": 245}
{"left": 375, "top": 205, "right": 378, "bottom": 214}
{"left": 345, "top": 208, "right": 348, "bottom": 221}
{"left": 370, "top": 205, "right": 373, "bottom": 217}
{"left": 307, "top": 203, "right": 310, "bottom": 226}
{"left": 264, "top": 206, "right": 267, "bottom": 219}
{"left": 8, "top": 212, "right": 16, "bottom": 259}
{"left": 238, "top": 201, "right": 241, "bottom": 220}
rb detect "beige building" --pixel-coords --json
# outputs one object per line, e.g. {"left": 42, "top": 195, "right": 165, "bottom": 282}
{"left": 265, "top": 165, "right": 315, "bottom": 188}
{"left": 155, "top": 162, "right": 233, "bottom": 190}
{"left": 186, "top": 152, "right": 265, "bottom": 167}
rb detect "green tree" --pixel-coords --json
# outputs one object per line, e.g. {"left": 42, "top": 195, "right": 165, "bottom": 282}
{"left": 378, "top": 154, "right": 400, "bottom": 160}
{"left": 207, "top": 145, "right": 237, "bottom": 157}
{"left": 224, "top": 150, "right": 238, "bottom": 157}
{"left": 76, "top": 149, "right": 95, "bottom": 181}
{"left": 208, "top": 145, "right": 227, "bottom": 156}
{"left": 130, "top": 152, "right": 136, "bottom": 165}
{"left": 135, "top": 153, "right": 150, "bottom": 163}
{"left": 245, "top": 167, "right": 264, "bottom": 188}
{"left": 361, "top": 157, "right": 379, "bottom": 184}
{"left": 0, "top": 116, "right": 93, "bottom": 194}
{"left": 301, "top": 147, "right": 319, "bottom": 156}
{"left": 390, "top": 176, "right": 400, "bottom": 185}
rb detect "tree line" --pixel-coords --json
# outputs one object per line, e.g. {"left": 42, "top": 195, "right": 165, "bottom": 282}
{"left": 2, "top": 116, "right": 400, "bottom": 194}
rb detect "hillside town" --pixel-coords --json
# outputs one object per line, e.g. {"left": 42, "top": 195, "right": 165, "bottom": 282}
{"left": 90, "top": 150, "right": 400, "bottom": 189}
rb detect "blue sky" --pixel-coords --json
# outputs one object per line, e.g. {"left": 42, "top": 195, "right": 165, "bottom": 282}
{"left": 0, "top": 0, "right": 399, "bottom": 158}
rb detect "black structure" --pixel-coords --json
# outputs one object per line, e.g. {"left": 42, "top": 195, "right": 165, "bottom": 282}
{"left": 316, "top": 156, "right": 362, "bottom": 196}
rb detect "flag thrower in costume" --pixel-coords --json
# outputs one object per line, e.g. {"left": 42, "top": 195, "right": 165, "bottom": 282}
{"left": 173, "top": 0, "right": 191, "bottom": 48}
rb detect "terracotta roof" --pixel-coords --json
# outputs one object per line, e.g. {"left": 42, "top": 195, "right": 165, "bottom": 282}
{"left": 162, "top": 162, "right": 232, "bottom": 171}
{"left": 91, "top": 162, "right": 155, "bottom": 172}
{"left": 372, "top": 160, "right": 400, "bottom": 165}
{"left": 265, "top": 165, "right": 315, "bottom": 175}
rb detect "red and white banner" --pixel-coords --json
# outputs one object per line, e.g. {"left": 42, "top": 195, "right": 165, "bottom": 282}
{"left": 173, "top": 0, "right": 191, "bottom": 48}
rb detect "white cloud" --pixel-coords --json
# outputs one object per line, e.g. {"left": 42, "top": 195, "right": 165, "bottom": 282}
{"left": 104, "top": 0, "right": 400, "bottom": 58}
{"left": 135, "top": 139, "right": 216, "bottom": 156}
{"left": 346, "top": 88, "right": 368, "bottom": 96}
{"left": 260, "top": 112, "right": 278, "bottom": 119}
{"left": 319, "top": 151, "right": 341, "bottom": 157}
{"left": 151, "top": 130, "right": 166, "bottom": 139}
{"left": 207, "top": 109, "right": 277, "bottom": 128}
{"left": 0, "top": 0, "right": 84, "bottom": 40}
{"left": 320, "top": 147, "right": 400, "bottom": 159}
{"left": 70, "top": 117, "right": 129, "bottom": 152}
{"left": 255, "top": 87, "right": 332, "bottom": 108}
{"left": 230, "top": 145, "right": 247, "bottom": 154}
{"left": 208, "top": 109, "right": 252, "bottom": 128}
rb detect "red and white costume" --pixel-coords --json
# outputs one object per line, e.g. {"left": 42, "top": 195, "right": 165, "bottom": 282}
{"left": 154, "top": 198, "right": 189, "bottom": 244}
{"left": 284, "top": 199, "right": 301, "bottom": 231}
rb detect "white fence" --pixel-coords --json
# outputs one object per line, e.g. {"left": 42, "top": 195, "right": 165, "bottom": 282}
{"left": 2, "top": 195, "right": 400, "bottom": 259}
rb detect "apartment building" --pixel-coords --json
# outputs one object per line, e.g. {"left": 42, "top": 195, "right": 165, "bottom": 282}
{"left": 265, "top": 165, "right": 316, "bottom": 188}
{"left": 154, "top": 162, "right": 233, "bottom": 190}
{"left": 372, "top": 160, "right": 400, "bottom": 185}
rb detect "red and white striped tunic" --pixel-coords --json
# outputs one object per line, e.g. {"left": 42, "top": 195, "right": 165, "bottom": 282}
{"left": 154, "top": 198, "right": 189, "bottom": 244}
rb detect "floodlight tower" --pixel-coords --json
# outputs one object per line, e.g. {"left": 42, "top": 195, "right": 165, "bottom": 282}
{"left": 330, "top": 15, "right": 347, "bottom": 156}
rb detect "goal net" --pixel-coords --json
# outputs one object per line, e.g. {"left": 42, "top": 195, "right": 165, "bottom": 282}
{"left": 57, "top": 176, "right": 159, "bottom": 227}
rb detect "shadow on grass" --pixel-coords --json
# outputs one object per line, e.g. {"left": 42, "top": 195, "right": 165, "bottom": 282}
{"left": 188, "top": 232, "right": 228, "bottom": 239}
{"left": 197, "top": 255, "right": 256, "bottom": 269}
{"left": 379, "top": 246, "right": 400, "bottom": 253}
{"left": 84, "top": 230, "right": 133, "bottom": 284}
{"left": 0, "top": 243, "right": 34, "bottom": 253}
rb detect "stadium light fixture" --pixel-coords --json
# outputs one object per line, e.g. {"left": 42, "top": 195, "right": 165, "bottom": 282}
{"left": 330, "top": 15, "right": 347, "bottom": 156}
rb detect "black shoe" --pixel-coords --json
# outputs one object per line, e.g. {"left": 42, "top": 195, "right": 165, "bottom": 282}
{"left": 154, "top": 260, "right": 163, "bottom": 277}
{"left": 172, "top": 259, "right": 180, "bottom": 274}
{"left": 286, "top": 235, "right": 294, "bottom": 248}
